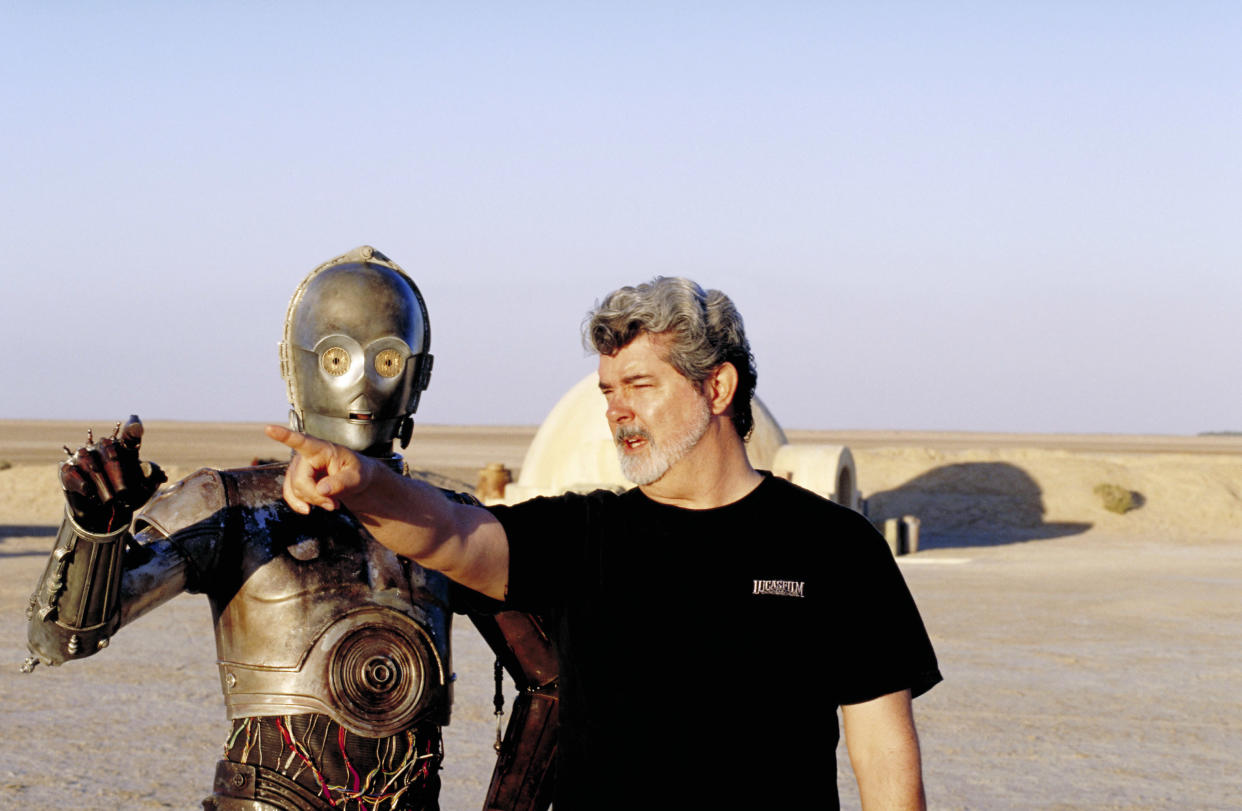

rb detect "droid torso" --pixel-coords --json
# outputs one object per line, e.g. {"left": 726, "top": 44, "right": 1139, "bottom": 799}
{"left": 135, "top": 463, "right": 452, "bottom": 737}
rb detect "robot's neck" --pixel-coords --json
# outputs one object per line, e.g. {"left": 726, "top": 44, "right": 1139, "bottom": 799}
{"left": 368, "top": 453, "right": 405, "bottom": 474}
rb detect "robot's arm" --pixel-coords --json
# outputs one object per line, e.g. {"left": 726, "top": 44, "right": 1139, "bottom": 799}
{"left": 470, "top": 610, "right": 559, "bottom": 811}
{"left": 23, "top": 417, "right": 179, "bottom": 671}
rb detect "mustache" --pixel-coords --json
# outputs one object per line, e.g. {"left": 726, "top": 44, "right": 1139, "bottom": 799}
{"left": 614, "top": 425, "right": 652, "bottom": 445}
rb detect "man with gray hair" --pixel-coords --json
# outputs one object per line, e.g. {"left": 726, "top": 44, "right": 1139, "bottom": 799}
{"left": 269, "top": 277, "right": 941, "bottom": 810}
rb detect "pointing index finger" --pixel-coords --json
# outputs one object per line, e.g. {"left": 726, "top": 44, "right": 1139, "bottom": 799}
{"left": 265, "top": 424, "right": 317, "bottom": 452}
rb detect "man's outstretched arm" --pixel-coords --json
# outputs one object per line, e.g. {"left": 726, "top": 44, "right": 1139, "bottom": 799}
{"left": 842, "top": 688, "right": 926, "bottom": 811}
{"left": 265, "top": 425, "right": 509, "bottom": 600}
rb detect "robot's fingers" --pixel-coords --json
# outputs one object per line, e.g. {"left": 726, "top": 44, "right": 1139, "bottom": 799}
{"left": 59, "top": 462, "right": 93, "bottom": 499}
{"left": 132, "top": 463, "right": 166, "bottom": 510}
{"left": 142, "top": 461, "right": 167, "bottom": 489}
{"left": 59, "top": 461, "right": 106, "bottom": 524}
{"left": 97, "top": 437, "right": 134, "bottom": 497}
{"left": 73, "top": 446, "right": 116, "bottom": 505}
{"left": 119, "top": 415, "right": 144, "bottom": 450}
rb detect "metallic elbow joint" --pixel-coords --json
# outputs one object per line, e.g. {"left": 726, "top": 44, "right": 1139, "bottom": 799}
{"left": 24, "top": 509, "right": 130, "bottom": 670}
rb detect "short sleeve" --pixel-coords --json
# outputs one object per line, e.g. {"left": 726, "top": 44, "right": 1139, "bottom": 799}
{"left": 830, "top": 511, "right": 942, "bottom": 705}
{"left": 487, "top": 492, "right": 599, "bottom": 615}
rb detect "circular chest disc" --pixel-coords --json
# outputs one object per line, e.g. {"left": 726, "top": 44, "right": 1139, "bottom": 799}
{"left": 327, "top": 617, "right": 440, "bottom": 733}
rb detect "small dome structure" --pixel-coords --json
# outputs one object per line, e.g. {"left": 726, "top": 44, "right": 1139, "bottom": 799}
{"left": 771, "top": 444, "right": 858, "bottom": 512}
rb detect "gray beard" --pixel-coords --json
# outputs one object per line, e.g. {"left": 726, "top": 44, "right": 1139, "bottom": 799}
{"left": 614, "top": 397, "right": 712, "bottom": 486}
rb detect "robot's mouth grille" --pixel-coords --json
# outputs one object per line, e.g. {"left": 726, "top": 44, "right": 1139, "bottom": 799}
{"left": 349, "top": 412, "right": 373, "bottom": 422}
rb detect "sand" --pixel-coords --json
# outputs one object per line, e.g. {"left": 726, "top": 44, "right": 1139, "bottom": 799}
{"left": 2, "top": 421, "right": 1240, "bottom": 809}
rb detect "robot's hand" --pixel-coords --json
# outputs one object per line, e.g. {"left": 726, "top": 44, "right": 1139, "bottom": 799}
{"left": 59, "top": 415, "right": 167, "bottom": 533}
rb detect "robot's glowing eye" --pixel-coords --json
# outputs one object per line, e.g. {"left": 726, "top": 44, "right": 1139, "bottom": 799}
{"left": 321, "top": 347, "right": 351, "bottom": 376}
{"left": 374, "top": 349, "right": 405, "bottom": 379}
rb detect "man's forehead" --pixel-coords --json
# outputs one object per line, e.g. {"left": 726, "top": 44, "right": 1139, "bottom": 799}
{"left": 598, "top": 331, "right": 680, "bottom": 380}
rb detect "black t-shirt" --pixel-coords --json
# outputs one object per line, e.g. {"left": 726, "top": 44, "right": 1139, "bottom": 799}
{"left": 490, "top": 473, "right": 941, "bottom": 810}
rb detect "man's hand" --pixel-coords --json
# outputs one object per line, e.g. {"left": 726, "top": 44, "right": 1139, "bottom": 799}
{"left": 265, "top": 423, "right": 510, "bottom": 600}
{"left": 265, "top": 424, "right": 376, "bottom": 514}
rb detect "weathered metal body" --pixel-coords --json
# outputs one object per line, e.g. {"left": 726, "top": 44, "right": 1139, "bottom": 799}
{"left": 23, "top": 246, "right": 557, "bottom": 810}
{"left": 142, "top": 463, "right": 453, "bottom": 736}
{"left": 27, "top": 460, "right": 455, "bottom": 809}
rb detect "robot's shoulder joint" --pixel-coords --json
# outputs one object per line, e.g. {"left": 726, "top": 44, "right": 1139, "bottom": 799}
{"left": 134, "top": 467, "right": 230, "bottom": 539}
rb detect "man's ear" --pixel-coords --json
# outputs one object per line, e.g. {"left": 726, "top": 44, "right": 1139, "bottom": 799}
{"left": 704, "top": 362, "right": 738, "bottom": 416}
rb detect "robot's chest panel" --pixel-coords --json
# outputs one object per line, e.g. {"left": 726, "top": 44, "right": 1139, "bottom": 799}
{"left": 213, "top": 504, "right": 448, "bottom": 671}
{"left": 204, "top": 491, "right": 453, "bottom": 737}
{"left": 239, "top": 505, "right": 401, "bottom": 597}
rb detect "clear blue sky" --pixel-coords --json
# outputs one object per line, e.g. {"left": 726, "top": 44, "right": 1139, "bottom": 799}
{"left": 2, "top": 3, "right": 1238, "bottom": 434}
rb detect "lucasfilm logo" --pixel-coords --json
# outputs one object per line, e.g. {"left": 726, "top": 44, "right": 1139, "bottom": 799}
{"left": 752, "top": 579, "right": 805, "bottom": 598}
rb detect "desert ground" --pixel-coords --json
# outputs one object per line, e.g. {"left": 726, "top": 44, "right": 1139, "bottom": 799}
{"left": 2, "top": 420, "right": 1240, "bottom": 809}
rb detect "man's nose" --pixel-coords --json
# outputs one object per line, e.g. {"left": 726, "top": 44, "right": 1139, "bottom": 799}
{"left": 605, "top": 394, "right": 632, "bottom": 425}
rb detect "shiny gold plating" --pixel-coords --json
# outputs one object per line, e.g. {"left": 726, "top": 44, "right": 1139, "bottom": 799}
{"left": 320, "top": 346, "right": 350, "bottom": 376}
{"left": 374, "top": 348, "right": 405, "bottom": 378}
